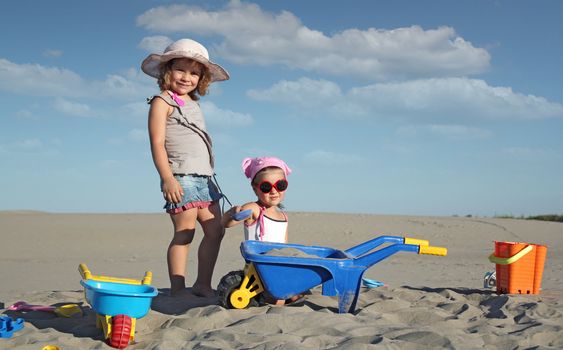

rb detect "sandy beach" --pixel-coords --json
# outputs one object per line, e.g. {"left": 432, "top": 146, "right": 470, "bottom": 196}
{"left": 1, "top": 211, "right": 562, "bottom": 349}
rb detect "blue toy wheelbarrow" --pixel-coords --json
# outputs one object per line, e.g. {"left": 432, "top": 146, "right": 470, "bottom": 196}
{"left": 217, "top": 235, "right": 447, "bottom": 313}
{"left": 79, "top": 264, "right": 157, "bottom": 349}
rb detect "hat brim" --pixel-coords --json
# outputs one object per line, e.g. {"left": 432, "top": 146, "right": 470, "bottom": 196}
{"left": 141, "top": 50, "right": 229, "bottom": 82}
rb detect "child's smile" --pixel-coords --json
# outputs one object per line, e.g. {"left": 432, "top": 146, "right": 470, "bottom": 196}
{"left": 170, "top": 58, "right": 202, "bottom": 97}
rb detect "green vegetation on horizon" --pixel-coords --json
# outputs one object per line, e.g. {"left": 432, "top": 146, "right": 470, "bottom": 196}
{"left": 493, "top": 214, "right": 563, "bottom": 223}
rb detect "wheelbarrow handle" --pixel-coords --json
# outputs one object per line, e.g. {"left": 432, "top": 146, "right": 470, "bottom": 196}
{"left": 404, "top": 238, "right": 429, "bottom": 246}
{"left": 345, "top": 235, "right": 405, "bottom": 257}
{"left": 79, "top": 263, "right": 153, "bottom": 285}
{"left": 345, "top": 235, "right": 430, "bottom": 258}
{"left": 419, "top": 245, "right": 448, "bottom": 256}
{"left": 353, "top": 242, "right": 447, "bottom": 267}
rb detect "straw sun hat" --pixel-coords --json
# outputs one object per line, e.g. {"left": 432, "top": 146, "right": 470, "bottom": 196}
{"left": 141, "top": 38, "right": 229, "bottom": 82}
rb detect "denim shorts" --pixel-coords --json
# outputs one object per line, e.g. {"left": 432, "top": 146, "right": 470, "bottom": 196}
{"left": 163, "top": 174, "right": 222, "bottom": 214}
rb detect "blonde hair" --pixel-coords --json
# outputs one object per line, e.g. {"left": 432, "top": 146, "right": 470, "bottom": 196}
{"left": 157, "top": 59, "right": 211, "bottom": 101}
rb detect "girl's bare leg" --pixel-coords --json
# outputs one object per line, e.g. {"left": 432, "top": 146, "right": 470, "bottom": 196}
{"left": 168, "top": 208, "right": 197, "bottom": 296}
{"left": 192, "top": 202, "right": 224, "bottom": 297}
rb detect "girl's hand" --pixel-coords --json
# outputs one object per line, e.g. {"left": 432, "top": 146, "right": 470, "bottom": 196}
{"left": 227, "top": 206, "right": 242, "bottom": 219}
{"left": 161, "top": 176, "right": 184, "bottom": 204}
{"left": 222, "top": 206, "right": 241, "bottom": 227}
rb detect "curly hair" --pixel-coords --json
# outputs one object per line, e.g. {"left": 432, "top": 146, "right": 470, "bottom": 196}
{"left": 157, "top": 59, "right": 211, "bottom": 101}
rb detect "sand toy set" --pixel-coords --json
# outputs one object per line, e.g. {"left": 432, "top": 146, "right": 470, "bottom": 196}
{"left": 78, "top": 264, "right": 158, "bottom": 349}
{"left": 218, "top": 235, "right": 448, "bottom": 313}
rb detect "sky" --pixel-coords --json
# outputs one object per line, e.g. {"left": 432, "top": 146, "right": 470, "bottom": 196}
{"left": 1, "top": 0, "right": 562, "bottom": 217}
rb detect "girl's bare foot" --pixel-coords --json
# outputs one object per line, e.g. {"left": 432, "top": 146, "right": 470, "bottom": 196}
{"left": 170, "top": 288, "right": 192, "bottom": 297}
{"left": 191, "top": 284, "right": 216, "bottom": 298}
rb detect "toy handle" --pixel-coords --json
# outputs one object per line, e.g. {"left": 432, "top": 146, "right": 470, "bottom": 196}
{"left": 488, "top": 245, "right": 533, "bottom": 265}
{"left": 232, "top": 209, "right": 252, "bottom": 221}
{"left": 404, "top": 237, "right": 429, "bottom": 246}
{"left": 419, "top": 245, "right": 448, "bottom": 256}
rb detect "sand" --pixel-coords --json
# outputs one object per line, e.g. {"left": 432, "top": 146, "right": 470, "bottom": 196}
{"left": 1, "top": 211, "right": 562, "bottom": 349}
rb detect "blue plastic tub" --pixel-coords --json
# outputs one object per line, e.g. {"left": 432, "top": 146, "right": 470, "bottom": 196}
{"left": 80, "top": 280, "right": 158, "bottom": 318}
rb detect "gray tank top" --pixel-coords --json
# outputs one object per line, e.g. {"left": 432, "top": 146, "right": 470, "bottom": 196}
{"left": 148, "top": 93, "right": 214, "bottom": 175}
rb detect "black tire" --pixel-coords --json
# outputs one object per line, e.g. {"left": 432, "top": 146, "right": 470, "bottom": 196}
{"left": 217, "top": 270, "right": 260, "bottom": 309}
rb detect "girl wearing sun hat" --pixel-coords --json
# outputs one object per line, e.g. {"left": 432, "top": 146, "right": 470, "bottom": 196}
{"left": 143, "top": 38, "right": 229, "bottom": 297}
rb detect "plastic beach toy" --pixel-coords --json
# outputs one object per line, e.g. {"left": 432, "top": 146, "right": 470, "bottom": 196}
{"left": 8, "top": 301, "right": 82, "bottom": 318}
{"left": 483, "top": 271, "right": 497, "bottom": 289}
{"left": 362, "top": 278, "right": 384, "bottom": 288}
{"left": 489, "top": 241, "right": 547, "bottom": 295}
{"left": 79, "top": 263, "right": 157, "bottom": 349}
{"left": 0, "top": 316, "right": 24, "bottom": 338}
{"left": 218, "top": 235, "right": 447, "bottom": 313}
{"left": 232, "top": 209, "right": 252, "bottom": 221}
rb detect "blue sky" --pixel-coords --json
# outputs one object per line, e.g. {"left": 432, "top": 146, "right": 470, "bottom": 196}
{"left": 1, "top": 0, "right": 562, "bottom": 216}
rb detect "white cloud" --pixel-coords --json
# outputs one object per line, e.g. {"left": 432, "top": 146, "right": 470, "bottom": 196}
{"left": 427, "top": 125, "right": 492, "bottom": 139}
{"left": 348, "top": 78, "right": 563, "bottom": 120}
{"left": 303, "top": 150, "right": 364, "bottom": 166}
{"left": 43, "top": 49, "right": 63, "bottom": 58}
{"left": 16, "top": 110, "right": 35, "bottom": 119}
{"left": 0, "top": 138, "right": 60, "bottom": 156}
{"left": 128, "top": 128, "right": 147, "bottom": 142}
{"left": 0, "top": 58, "right": 153, "bottom": 100}
{"left": 396, "top": 124, "right": 492, "bottom": 140}
{"left": 247, "top": 77, "right": 341, "bottom": 108}
{"left": 248, "top": 77, "right": 563, "bottom": 122}
{"left": 92, "top": 74, "right": 146, "bottom": 99}
{"left": 137, "top": 1, "right": 490, "bottom": 80}
{"left": 121, "top": 102, "right": 150, "bottom": 120}
{"left": 0, "top": 58, "right": 85, "bottom": 97}
{"left": 138, "top": 35, "right": 173, "bottom": 53}
{"left": 13, "top": 138, "right": 43, "bottom": 150}
{"left": 201, "top": 101, "right": 253, "bottom": 127}
{"left": 501, "top": 147, "right": 560, "bottom": 160}
{"left": 53, "top": 98, "right": 93, "bottom": 117}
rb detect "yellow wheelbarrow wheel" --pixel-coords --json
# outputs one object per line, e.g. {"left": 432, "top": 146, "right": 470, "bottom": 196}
{"left": 217, "top": 264, "right": 264, "bottom": 309}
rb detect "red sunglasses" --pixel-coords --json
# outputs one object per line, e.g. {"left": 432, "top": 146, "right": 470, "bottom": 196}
{"left": 257, "top": 179, "right": 288, "bottom": 193}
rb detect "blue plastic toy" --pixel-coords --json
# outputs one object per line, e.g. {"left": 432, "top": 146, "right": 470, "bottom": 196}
{"left": 218, "top": 235, "right": 447, "bottom": 313}
{"left": 232, "top": 209, "right": 252, "bottom": 221}
{"left": 362, "top": 278, "right": 384, "bottom": 288}
{"left": 0, "top": 316, "right": 24, "bottom": 338}
{"left": 79, "top": 264, "right": 157, "bottom": 349}
{"left": 80, "top": 280, "right": 157, "bottom": 319}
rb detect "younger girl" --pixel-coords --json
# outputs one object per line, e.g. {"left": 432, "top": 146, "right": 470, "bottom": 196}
{"left": 142, "top": 38, "right": 229, "bottom": 297}
{"left": 223, "top": 156, "right": 304, "bottom": 305}
{"left": 222, "top": 156, "right": 292, "bottom": 242}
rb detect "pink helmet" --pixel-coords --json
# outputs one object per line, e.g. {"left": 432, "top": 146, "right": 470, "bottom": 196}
{"left": 242, "top": 157, "right": 292, "bottom": 181}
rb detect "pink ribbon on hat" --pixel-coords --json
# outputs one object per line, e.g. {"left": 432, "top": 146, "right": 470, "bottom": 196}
{"left": 167, "top": 90, "right": 185, "bottom": 107}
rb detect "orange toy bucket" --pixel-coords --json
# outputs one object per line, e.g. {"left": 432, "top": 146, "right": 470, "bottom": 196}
{"left": 489, "top": 241, "right": 547, "bottom": 294}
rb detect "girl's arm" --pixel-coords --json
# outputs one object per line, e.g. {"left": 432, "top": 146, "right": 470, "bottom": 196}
{"left": 148, "top": 98, "right": 183, "bottom": 204}
{"left": 222, "top": 203, "right": 258, "bottom": 228}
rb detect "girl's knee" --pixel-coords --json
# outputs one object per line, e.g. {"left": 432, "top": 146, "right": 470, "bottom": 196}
{"left": 171, "top": 228, "right": 195, "bottom": 245}
{"left": 204, "top": 220, "right": 224, "bottom": 239}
